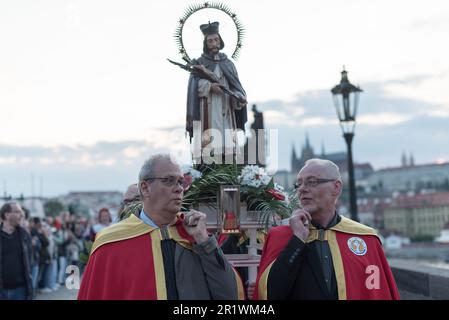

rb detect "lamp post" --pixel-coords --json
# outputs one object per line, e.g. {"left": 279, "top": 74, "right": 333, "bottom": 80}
{"left": 331, "top": 67, "right": 362, "bottom": 222}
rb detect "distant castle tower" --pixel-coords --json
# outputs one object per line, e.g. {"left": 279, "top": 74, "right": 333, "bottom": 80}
{"left": 291, "top": 133, "right": 315, "bottom": 173}
{"left": 301, "top": 132, "right": 314, "bottom": 163}
{"left": 291, "top": 143, "right": 297, "bottom": 168}
{"left": 401, "top": 152, "right": 408, "bottom": 167}
{"left": 291, "top": 133, "right": 347, "bottom": 173}
{"left": 410, "top": 153, "right": 415, "bottom": 166}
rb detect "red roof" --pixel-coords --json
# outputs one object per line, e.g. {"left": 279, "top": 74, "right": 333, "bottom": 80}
{"left": 388, "top": 191, "right": 449, "bottom": 209}
{"left": 357, "top": 199, "right": 391, "bottom": 212}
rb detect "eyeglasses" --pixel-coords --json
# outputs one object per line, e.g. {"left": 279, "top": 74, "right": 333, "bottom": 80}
{"left": 293, "top": 178, "right": 337, "bottom": 189}
{"left": 144, "top": 176, "right": 185, "bottom": 188}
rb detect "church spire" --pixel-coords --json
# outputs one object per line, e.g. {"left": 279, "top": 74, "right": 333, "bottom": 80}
{"left": 410, "top": 153, "right": 415, "bottom": 166}
{"left": 291, "top": 143, "right": 298, "bottom": 172}
{"left": 305, "top": 132, "right": 310, "bottom": 149}
{"left": 401, "top": 151, "right": 407, "bottom": 167}
{"left": 301, "top": 132, "right": 314, "bottom": 164}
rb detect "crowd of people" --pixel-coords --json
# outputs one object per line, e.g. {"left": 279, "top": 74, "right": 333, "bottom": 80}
{"left": 0, "top": 203, "right": 113, "bottom": 300}
{"left": 76, "top": 154, "right": 399, "bottom": 300}
{"left": 2, "top": 153, "right": 400, "bottom": 300}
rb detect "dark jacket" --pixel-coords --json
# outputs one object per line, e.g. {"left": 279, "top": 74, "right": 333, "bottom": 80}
{"left": 31, "top": 228, "right": 50, "bottom": 265}
{"left": 0, "top": 224, "right": 34, "bottom": 299}
{"left": 267, "top": 236, "right": 338, "bottom": 300}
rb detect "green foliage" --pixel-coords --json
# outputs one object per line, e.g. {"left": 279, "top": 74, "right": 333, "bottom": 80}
{"left": 118, "top": 201, "right": 143, "bottom": 221}
{"left": 242, "top": 182, "right": 296, "bottom": 229}
{"left": 410, "top": 234, "right": 435, "bottom": 242}
{"left": 182, "top": 164, "right": 240, "bottom": 211}
{"left": 79, "top": 240, "right": 93, "bottom": 265}
{"left": 183, "top": 164, "right": 295, "bottom": 230}
{"left": 43, "top": 199, "right": 65, "bottom": 217}
{"left": 115, "top": 165, "right": 296, "bottom": 231}
{"left": 68, "top": 201, "right": 90, "bottom": 217}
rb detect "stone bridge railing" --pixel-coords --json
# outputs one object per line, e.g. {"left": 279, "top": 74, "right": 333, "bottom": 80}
{"left": 388, "top": 258, "right": 449, "bottom": 300}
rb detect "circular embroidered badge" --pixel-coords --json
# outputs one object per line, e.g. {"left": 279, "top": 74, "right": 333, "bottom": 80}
{"left": 347, "top": 237, "right": 368, "bottom": 256}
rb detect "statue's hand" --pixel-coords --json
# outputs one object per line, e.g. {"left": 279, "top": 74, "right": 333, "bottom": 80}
{"left": 210, "top": 83, "right": 224, "bottom": 95}
{"left": 236, "top": 93, "right": 247, "bottom": 107}
{"left": 192, "top": 64, "right": 207, "bottom": 73}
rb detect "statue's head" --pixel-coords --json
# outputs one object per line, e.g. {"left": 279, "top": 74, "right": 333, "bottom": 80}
{"left": 200, "top": 21, "right": 225, "bottom": 54}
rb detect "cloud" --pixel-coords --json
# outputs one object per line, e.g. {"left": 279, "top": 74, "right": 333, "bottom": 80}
{"left": 383, "top": 71, "right": 449, "bottom": 108}
{"left": 250, "top": 75, "right": 449, "bottom": 172}
{"left": 122, "top": 146, "right": 146, "bottom": 158}
{"left": 255, "top": 75, "right": 444, "bottom": 127}
{"left": 0, "top": 132, "right": 195, "bottom": 197}
{"left": 0, "top": 140, "right": 163, "bottom": 169}
{"left": 409, "top": 16, "right": 449, "bottom": 31}
{"left": 2, "top": 74, "right": 449, "bottom": 196}
{"left": 0, "top": 145, "right": 138, "bottom": 197}
{"left": 357, "top": 113, "right": 412, "bottom": 126}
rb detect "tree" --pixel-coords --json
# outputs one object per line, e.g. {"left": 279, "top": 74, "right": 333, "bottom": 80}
{"left": 444, "top": 178, "right": 449, "bottom": 191}
{"left": 44, "top": 199, "right": 65, "bottom": 217}
{"left": 68, "top": 201, "right": 90, "bottom": 217}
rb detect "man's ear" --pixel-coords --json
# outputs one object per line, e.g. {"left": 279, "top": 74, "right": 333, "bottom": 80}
{"left": 140, "top": 180, "right": 151, "bottom": 198}
{"left": 334, "top": 180, "right": 343, "bottom": 197}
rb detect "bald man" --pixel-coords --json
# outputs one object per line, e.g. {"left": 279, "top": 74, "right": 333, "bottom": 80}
{"left": 254, "top": 159, "right": 399, "bottom": 300}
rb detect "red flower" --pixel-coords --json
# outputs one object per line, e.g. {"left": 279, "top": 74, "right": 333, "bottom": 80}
{"left": 266, "top": 188, "right": 285, "bottom": 201}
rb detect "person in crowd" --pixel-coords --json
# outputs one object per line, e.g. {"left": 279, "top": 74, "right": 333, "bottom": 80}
{"left": 89, "top": 208, "right": 112, "bottom": 241}
{"left": 28, "top": 217, "right": 41, "bottom": 298}
{"left": 0, "top": 202, "right": 33, "bottom": 300}
{"left": 39, "top": 221, "right": 58, "bottom": 293}
{"left": 54, "top": 218, "right": 76, "bottom": 286}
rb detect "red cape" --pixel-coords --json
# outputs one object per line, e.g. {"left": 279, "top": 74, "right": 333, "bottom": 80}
{"left": 78, "top": 214, "right": 244, "bottom": 300}
{"left": 254, "top": 217, "right": 399, "bottom": 300}
{"left": 78, "top": 215, "right": 194, "bottom": 299}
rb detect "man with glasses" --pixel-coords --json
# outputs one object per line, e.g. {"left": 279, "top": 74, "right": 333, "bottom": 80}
{"left": 254, "top": 158, "right": 399, "bottom": 300}
{"left": 79, "top": 154, "right": 244, "bottom": 300}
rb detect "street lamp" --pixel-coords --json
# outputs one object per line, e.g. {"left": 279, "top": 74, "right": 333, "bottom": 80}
{"left": 331, "top": 67, "right": 363, "bottom": 222}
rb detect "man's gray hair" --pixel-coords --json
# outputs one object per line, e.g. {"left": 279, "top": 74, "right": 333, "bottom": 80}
{"left": 303, "top": 158, "right": 342, "bottom": 182}
{"left": 138, "top": 154, "right": 178, "bottom": 182}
